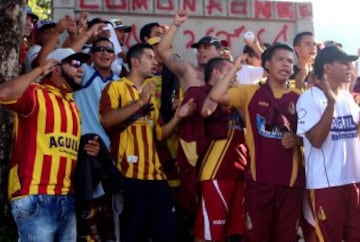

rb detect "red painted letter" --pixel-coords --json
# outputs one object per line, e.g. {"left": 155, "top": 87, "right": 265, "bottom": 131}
{"left": 276, "top": 2, "right": 294, "bottom": 20}
{"left": 206, "top": 0, "right": 222, "bottom": 15}
{"left": 273, "top": 24, "right": 289, "bottom": 43}
{"left": 132, "top": 0, "right": 148, "bottom": 10}
{"left": 230, "top": 0, "right": 247, "bottom": 15}
{"left": 298, "top": 3, "right": 313, "bottom": 18}
{"left": 105, "top": 0, "right": 127, "bottom": 10}
{"left": 184, "top": 30, "right": 195, "bottom": 49}
{"left": 255, "top": 0, "right": 272, "bottom": 19}
{"left": 156, "top": 0, "right": 174, "bottom": 10}
{"left": 183, "top": 0, "right": 196, "bottom": 12}
{"left": 79, "top": 0, "right": 100, "bottom": 10}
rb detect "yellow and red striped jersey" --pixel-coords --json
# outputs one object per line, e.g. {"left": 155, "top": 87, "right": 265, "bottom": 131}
{"left": 100, "top": 77, "right": 166, "bottom": 180}
{"left": 1, "top": 82, "right": 81, "bottom": 200}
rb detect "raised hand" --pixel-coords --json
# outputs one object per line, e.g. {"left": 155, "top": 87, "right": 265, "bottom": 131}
{"left": 173, "top": 10, "right": 189, "bottom": 27}
{"left": 40, "top": 59, "right": 59, "bottom": 76}
{"left": 314, "top": 73, "right": 336, "bottom": 104}
{"left": 56, "top": 15, "right": 75, "bottom": 34}
{"left": 77, "top": 11, "right": 89, "bottom": 33}
{"left": 65, "top": 16, "right": 77, "bottom": 35}
{"left": 88, "top": 23, "right": 106, "bottom": 37}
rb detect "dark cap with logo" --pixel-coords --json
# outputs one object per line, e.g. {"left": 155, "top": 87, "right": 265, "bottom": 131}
{"left": 314, "top": 46, "right": 358, "bottom": 77}
{"left": 191, "top": 36, "right": 221, "bottom": 49}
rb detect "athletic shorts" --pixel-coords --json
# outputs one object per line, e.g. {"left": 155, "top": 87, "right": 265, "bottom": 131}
{"left": 243, "top": 180, "right": 302, "bottom": 242}
{"left": 194, "top": 180, "right": 245, "bottom": 241}
{"left": 309, "top": 183, "right": 360, "bottom": 241}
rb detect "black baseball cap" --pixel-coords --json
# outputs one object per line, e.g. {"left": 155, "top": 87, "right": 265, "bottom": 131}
{"left": 191, "top": 36, "right": 221, "bottom": 49}
{"left": 314, "top": 46, "right": 358, "bottom": 77}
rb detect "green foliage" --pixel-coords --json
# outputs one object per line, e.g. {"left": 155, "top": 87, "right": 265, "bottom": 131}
{"left": 28, "top": 0, "right": 51, "bottom": 20}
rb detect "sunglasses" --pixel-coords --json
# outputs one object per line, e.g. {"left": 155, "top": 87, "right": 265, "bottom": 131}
{"left": 58, "top": 60, "right": 82, "bottom": 68}
{"left": 93, "top": 46, "right": 115, "bottom": 54}
{"left": 71, "top": 60, "right": 82, "bottom": 67}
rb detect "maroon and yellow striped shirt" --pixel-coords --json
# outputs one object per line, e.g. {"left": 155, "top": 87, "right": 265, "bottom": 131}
{"left": 100, "top": 77, "right": 165, "bottom": 180}
{"left": 228, "top": 84, "right": 304, "bottom": 187}
{"left": 1, "top": 82, "right": 81, "bottom": 200}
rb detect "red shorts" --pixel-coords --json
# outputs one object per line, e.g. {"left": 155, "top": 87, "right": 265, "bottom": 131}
{"left": 309, "top": 183, "right": 360, "bottom": 241}
{"left": 244, "top": 180, "right": 302, "bottom": 242}
{"left": 194, "top": 180, "right": 245, "bottom": 241}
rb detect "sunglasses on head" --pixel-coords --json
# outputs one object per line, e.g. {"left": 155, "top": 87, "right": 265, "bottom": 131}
{"left": 93, "top": 46, "right": 115, "bottom": 54}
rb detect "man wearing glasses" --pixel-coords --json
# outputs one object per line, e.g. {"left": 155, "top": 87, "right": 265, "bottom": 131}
{"left": 74, "top": 37, "right": 117, "bottom": 150}
{"left": 0, "top": 48, "right": 100, "bottom": 242}
{"left": 72, "top": 37, "right": 119, "bottom": 241}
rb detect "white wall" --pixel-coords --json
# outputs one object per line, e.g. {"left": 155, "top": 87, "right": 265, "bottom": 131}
{"left": 53, "top": 0, "right": 314, "bottom": 62}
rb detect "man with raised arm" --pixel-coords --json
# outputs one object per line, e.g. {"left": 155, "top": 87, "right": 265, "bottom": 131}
{"left": 210, "top": 44, "right": 305, "bottom": 242}
{"left": 0, "top": 49, "right": 99, "bottom": 242}
{"left": 157, "top": 10, "right": 221, "bottom": 93}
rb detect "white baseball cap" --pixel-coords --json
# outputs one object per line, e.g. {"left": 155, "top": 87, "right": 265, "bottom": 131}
{"left": 46, "top": 48, "right": 90, "bottom": 64}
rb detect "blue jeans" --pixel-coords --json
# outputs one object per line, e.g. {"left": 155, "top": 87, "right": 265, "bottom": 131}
{"left": 11, "top": 194, "right": 76, "bottom": 242}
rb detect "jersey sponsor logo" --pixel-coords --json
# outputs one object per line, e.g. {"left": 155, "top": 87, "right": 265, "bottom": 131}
{"left": 330, "top": 115, "right": 358, "bottom": 141}
{"left": 331, "top": 115, "right": 357, "bottom": 132}
{"left": 49, "top": 135, "right": 79, "bottom": 155}
{"left": 256, "top": 114, "right": 283, "bottom": 139}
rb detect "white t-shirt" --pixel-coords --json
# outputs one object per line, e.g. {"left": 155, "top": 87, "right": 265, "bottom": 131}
{"left": 297, "top": 86, "right": 360, "bottom": 189}
{"left": 24, "top": 44, "right": 41, "bottom": 73}
{"left": 236, "top": 64, "right": 264, "bottom": 85}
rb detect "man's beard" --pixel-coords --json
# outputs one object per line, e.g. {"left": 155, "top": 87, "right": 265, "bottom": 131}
{"left": 61, "top": 67, "right": 82, "bottom": 91}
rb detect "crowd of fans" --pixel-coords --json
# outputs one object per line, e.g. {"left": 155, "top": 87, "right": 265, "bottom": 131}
{"left": 1, "top": 5, "right": 360, "bottom": 242}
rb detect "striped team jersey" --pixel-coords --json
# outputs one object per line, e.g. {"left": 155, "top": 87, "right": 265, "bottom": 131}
{"left": 199, "top": 108, "right": 247, "bottom": 181}
{"left": 1, "top": 82, "right": 81, "bottom": 200}
{"left": 100, "top": 77, "right": 166, "bottom": 180}
{"left": 228, "top": 83, "right": 304, "bottom": 187}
